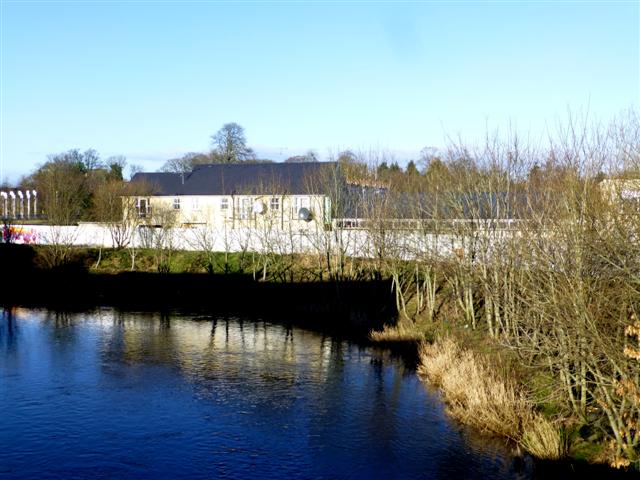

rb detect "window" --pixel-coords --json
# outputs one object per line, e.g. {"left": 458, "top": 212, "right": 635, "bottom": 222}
{"left": 241, "top": 197, "right": 252, "bottom": 220}
{"left": 270, "top": 197, "right": 280, "bottom": 211}
{"left": 173, "top": 198, "right": 180, "bottom": 210}
{"left": 136, "top": 198, "right": 150, "bottom": 218}
{"left": 220, "top": 198, "right": 229, "bottom": 210}
{"left": 192, "top": 198, "right": 200, "bottom": 211}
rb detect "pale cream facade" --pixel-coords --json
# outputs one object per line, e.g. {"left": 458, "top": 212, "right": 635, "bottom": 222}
{"left": 128, "top": 193, "right": 331, "bottom": 231}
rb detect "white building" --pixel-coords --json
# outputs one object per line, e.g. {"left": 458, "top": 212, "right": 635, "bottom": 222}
{"left": 127, "top": 162, "right": 335, "bottom": 231}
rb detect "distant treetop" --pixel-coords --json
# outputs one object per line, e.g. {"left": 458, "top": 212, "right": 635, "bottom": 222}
{"left": 210, "top": 122, "right": 256, "bottom": 163}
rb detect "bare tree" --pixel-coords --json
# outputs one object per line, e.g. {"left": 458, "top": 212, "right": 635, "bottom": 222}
{"left": 105, "top": 155, "right": 127, "bottom": 180}
{"left": 160, "top": 152, "right": 211, "bottom": 173}
{"left": 30, "top": 157, "right": 88, "bottom": 224}
{"left": 128, "top": 164, "right": 143, "bottom": 180}
{"left": 285, "top": 150, "right": 319, "bottom": 163}
{"left": 136, "top": 207, "right": 179, "bottom": 273}
{"left": 40, "top": 225, "right": 80, "bottom": 268}
{"left": 81, "top": 149, "right": 102, "bottom": 171}
{"left": 93, "top": 179, "right": 150, "bottom": 250}
{"left": 210, "top": 123, "right": 255, "bottom": 163}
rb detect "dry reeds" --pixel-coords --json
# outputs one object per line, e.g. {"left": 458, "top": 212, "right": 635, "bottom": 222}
{"left": 369, "top": 322, "right": 426, "bottom": 343}
{"left": 418, "top": 337, "right": 565, "bottom": 460}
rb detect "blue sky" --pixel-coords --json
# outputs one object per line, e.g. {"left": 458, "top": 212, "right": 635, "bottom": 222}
{"left": 1, "top": 1, "right": 638, "bottom": 182}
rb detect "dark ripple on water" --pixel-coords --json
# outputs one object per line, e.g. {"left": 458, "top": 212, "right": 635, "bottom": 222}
{"left": 0, "top": 308, "right": 543, "bottom": 479}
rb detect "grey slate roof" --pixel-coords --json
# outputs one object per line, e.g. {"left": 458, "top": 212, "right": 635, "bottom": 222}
{"left": 340, "top": 188, "right": 519, "bottom": 220}
{"left": 131, "top": 162, "right": 336, "bottom": 196}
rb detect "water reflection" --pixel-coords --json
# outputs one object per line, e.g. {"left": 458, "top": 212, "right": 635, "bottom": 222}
{"left": 96, "top": 311, "right": 359, "bottom": 391}
{"left": 0, "top": 308, "right": 18, "bottom": 356}
{"left": 0, "top": 308, "right": 532, "bottom": 479}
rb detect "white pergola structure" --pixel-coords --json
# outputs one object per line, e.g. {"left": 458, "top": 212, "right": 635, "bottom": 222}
{"left": 8, "top": 191, "right": 16, "bottom": 218}
{"left": 0, "top": 190, "right": 37, "bottom": 218}
{"left": 17, "top": 191, "right": 24, "bottom": 218}
{"left": 0, "top": 192, "right": 7, "bottom": 218}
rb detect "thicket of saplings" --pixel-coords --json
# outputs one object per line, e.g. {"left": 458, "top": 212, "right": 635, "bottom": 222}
{"left": 363, "top": 116, "right": 639, "bottom": 469}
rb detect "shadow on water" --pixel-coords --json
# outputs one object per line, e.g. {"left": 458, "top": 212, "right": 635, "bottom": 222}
{"left": 0, "top": 244, "right": 397, "bottom": 337}
{"left": 0, "top": 307, "right": 17, "bottom": 351}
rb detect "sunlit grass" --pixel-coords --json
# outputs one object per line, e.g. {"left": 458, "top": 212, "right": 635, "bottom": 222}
{"left": 369, "top": 321, "right": 428, "bottom": 343}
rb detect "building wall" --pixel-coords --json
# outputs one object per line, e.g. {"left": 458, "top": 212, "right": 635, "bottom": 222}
{"left": 600, "top": 178, "right": 640, "bottom": 203}
{"left": 127, "top": 194, "right": 330, "bottom": 231}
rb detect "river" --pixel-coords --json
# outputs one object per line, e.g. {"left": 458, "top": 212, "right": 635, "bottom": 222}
{"left": 0, "top": 308, "right": 539, "bottom": 479}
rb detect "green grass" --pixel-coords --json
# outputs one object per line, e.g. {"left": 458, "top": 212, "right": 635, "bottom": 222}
{"left": 570, "top": 437, "right": 605, "bottom": 463}
{"left": 35, "top": 247, "right": 316, "bottom": 278}
{"left": 88, "top": 248, "right": 248, "bottom": 274}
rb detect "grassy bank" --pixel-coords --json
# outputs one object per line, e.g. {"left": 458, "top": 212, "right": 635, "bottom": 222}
{"left": 35, "top": 246, "right": 265, "bottom": 276}
{"left": 0, "top": 244, "right": 396, "bottom": 337}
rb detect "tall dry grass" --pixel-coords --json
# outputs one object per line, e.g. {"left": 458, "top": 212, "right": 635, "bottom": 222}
{"left": 369, "top": 321, "right": 427, "bottom": 343}
{"left": 418, "top": 337, "right": 565, "bottom": 460}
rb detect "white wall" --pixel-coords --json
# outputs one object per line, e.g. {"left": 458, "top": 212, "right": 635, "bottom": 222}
{"left": 4, "top": 222, "right": 480, "bottom": 261}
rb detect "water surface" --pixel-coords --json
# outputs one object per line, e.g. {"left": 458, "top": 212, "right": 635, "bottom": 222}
{"left": 0, "top": 308, "right": 529, "bottom": 479}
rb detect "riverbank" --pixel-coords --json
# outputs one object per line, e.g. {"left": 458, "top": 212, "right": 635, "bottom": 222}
{"left": 369, "top": 319, "right": 640, "bottom": 475}
{"left": 0, "top": 244, "right": 396, "bottom": 337}
{"left": 2, "top": 243, "right": 638, "bottom": 474}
